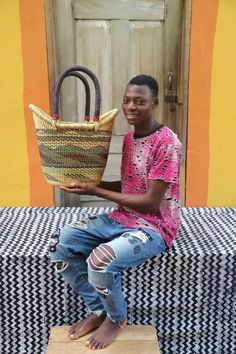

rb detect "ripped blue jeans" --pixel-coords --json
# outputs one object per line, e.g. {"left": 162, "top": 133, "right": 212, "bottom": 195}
{"left": 50, "top": 213, "right": 167, "bottom": 324}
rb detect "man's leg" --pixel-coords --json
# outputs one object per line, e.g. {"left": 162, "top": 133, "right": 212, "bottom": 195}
{"left": 85, "top": 227, "right": 167, "bottom": 349}
{"left": 49, "top": 216, "right": 110, "bottom": 338}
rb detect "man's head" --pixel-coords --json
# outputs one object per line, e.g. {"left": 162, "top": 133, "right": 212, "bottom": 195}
{"left": 122, "top": 75, "right": 159, "bottom": 129}
{"left": 128, "top": 75, "right": 159, "bottom": 96}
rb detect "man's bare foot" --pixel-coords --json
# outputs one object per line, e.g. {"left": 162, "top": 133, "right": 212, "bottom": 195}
{"left": 68, "top": 314, "right": 106, "bottom": 340}
{"left": 85, "top": 315, "right": 127, "bottom": 350}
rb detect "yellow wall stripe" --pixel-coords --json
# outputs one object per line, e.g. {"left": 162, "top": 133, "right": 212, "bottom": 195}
{"left": 0, "top": 0, "right": 30, "bottom": 205}
{"left": 208, "top": 0, "right": 236, "bottom": 206}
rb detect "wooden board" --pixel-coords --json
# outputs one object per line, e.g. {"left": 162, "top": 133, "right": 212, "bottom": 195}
{"left": 73, "top": 0, "right": 165, "bottom": 21}
{"left": 46, "top": 325, "right": 160, "bottom": 354}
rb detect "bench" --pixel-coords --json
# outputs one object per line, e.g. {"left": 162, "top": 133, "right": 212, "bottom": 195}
{"left": 1, "top": 207, "right": 236, "bottom": 354}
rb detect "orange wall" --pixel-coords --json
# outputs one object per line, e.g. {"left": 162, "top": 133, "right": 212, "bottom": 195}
{"left": 186, "top": 0, "right": 236, "bottom": 207}
{"left": 0, "top": 0, "right": 53, "bottom": 206}
{"left": 19, "top": 0, "right": 54, "bottom": 206}
{"left": 186, "top": 0, "right": 219, "bottom": 206}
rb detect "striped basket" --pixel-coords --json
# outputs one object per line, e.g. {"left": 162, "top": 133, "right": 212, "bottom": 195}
{"left": 29, "top": 66, "right": 118, "bottom": 186}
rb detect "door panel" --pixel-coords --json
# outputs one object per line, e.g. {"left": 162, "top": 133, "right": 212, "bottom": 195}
{"left": 75, "top": 20, "right": 112, "bottom": 120}
{"left": 75, "top": 18, "right": 164, "bottom": 134}
{"left": 73, "top": 0, "right": 165, "bottom": 21}
{"left": 129, "top": 21, "right": 164, "bottom": 124}
{"left": 48, "top": 0, "right": 185, "bottom": 206}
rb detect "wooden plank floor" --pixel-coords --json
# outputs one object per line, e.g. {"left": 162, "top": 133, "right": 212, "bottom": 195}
{"left": 46, "top": 325, "right": 160, "bottom": 354}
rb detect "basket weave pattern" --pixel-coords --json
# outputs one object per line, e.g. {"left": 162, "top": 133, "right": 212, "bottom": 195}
{"left": 29, "top": 66, "right": 118, "bottom": 186}
{"left": 34, "top": 118, "right": 114, "bottom": 186}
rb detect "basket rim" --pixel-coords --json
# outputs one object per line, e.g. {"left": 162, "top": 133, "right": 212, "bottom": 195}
{"left": 29, "top": 104, "right": 118, "bottom": 130}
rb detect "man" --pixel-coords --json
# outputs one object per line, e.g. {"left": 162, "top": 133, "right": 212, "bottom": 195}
{"left": 50, "top": 75, "right": 182, "bottom": 350}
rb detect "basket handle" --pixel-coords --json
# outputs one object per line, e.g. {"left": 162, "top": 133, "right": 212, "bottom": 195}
{"left": 53, "top": 71, "right": 91, "bottom": 121}
{"left": 53, "top": 66, "right": 101, "bottom": 122}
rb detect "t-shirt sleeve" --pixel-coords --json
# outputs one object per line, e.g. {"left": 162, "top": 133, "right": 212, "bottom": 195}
{"left": 122, "top": 135, "right": 126, "bottom": 154}
{"left": 148, "top": 136, "right": 182, "bottom": 183}
{"left": 121, "top": 132, "right": 130, "bottom": 172}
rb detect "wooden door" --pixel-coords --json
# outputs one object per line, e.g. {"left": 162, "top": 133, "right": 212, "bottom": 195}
{"left": 45, "top": 0, "right": 189, "bottom": 207}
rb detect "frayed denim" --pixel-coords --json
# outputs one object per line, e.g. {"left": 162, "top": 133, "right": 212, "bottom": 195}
{"left": 50, "top": 213, "right": 167, "bottom": 323}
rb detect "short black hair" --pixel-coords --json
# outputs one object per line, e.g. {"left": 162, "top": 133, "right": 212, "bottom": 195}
{"left": 128, "top": 74, "right": 159, "bottom": 96}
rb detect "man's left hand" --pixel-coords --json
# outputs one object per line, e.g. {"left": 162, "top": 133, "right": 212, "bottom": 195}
{"left": 60, "top": 182, "right": 96, "bottom": 195}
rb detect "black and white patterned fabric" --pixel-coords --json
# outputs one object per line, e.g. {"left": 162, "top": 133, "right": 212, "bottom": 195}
{"left": 0, "top": 207, "right": 236, "bottom": 354}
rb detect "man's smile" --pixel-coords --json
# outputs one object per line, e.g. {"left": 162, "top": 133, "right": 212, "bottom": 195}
{"left": 126, "top": 113, "right": 139, "bottom": 118}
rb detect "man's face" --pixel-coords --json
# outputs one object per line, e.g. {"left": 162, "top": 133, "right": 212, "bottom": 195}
{"left": 122, "top": 84, "right": 158, "bottom": 127}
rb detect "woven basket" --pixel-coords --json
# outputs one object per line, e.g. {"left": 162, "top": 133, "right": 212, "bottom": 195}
{"left": 29, "top": 66, "right": 118, "bottom": 186}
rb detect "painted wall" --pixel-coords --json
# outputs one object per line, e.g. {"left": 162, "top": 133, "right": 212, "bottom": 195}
{"left": 186, "top": 0, "right": 236, "bottom": 207}
{"left": 0, "top": 0, "right": 235, "bottom": 207}
{"left": 0, "top": 0, "right": 53, "bottom": 206}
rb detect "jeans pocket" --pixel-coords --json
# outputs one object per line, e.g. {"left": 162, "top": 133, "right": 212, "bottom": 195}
{"left": 122, "top": 229, "right": 153, "bottom": 244}
{"left": 68, "top": 219, "right": 89, "bottom": 229}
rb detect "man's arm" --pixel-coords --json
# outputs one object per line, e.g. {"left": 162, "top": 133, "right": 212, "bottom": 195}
{"left": 97, "top": 181, "right": 121, "bottom": 193}
{"left": 60, "top": 179, "right": 169, "bottom": 214}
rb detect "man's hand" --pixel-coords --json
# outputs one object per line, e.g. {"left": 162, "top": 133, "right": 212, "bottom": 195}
{"left": 60, "top": 182, "right": 97, "bottom": 195}
{"left": 60, "top": 179, "right": 169, "bottom": 213}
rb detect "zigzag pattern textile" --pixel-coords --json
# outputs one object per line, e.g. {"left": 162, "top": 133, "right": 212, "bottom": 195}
{"left": 0, "top": 207, "right": 236, "bottom": 354}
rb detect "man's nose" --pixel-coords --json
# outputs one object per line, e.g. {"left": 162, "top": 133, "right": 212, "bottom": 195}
{"left": 126, "top": 101, "right": 136, "bottom": 110}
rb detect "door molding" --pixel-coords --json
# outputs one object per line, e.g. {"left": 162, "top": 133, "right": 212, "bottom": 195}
{"left": 177, "top": 0, "right": 192, "bottom": 205}
{"left": 44, "top": 0, "right": 81, "bottom": 206}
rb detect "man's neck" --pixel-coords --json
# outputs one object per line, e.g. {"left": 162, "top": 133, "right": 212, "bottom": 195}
{"left": 134, "top": 120, "right": 161, "bottom": 135}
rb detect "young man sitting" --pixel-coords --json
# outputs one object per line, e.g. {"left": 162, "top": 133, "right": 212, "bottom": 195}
{"left": 50, "top": 74, "right": 182, "bottom": 350}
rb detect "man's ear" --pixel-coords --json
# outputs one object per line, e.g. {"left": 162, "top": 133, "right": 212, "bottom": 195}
{"left": 153, "top": 97, "right": 159, "bottom": 106}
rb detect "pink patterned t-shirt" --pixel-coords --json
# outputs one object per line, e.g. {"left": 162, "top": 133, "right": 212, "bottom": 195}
{"left": 110, "top": 126, "right": 182, "bottom": 248}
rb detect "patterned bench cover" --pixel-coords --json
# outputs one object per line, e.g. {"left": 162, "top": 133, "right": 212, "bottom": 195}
{"left": 0, "top": 207, "right": 236, "bottom": 354}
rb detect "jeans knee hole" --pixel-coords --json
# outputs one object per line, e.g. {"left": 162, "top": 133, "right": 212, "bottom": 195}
{"left": 54, "top": 261, "right": 68, "bottom": 273}
{"left": 96, "top": 286, "right": 110, "bottom": 297}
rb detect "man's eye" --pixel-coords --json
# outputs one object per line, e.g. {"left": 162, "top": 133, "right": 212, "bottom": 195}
{"left": 123, "top": 99, "right": 129, "bottom": 104}
{"left": 136, "top": 100, "right": 144, "bottom": 105}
